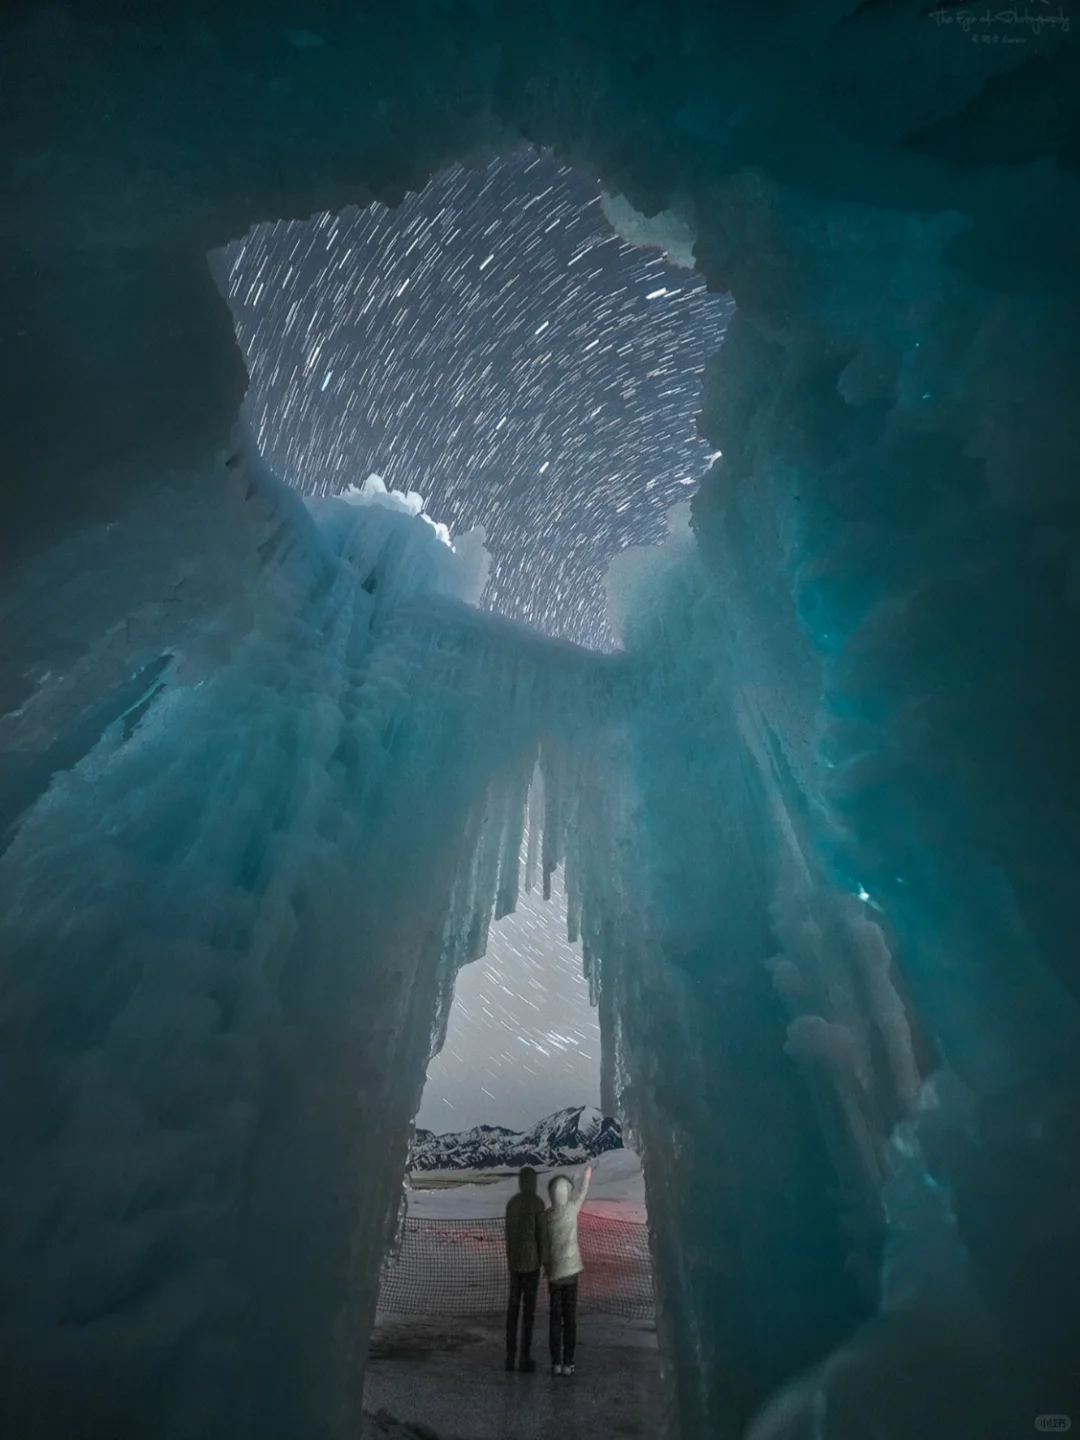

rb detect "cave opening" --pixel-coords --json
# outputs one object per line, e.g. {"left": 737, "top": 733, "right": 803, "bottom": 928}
{"left": 212, "top": 145, "right": 731, "bottom": 651}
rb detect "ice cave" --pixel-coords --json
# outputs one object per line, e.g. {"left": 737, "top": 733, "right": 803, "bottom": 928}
{"left": 1, "top": 3, "right": 1079, "bottom": 1438}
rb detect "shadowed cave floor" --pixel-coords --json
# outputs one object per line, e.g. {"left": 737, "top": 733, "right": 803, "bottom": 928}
{"left": 361, "top": 1312, "right": 665, "bottom": 1439}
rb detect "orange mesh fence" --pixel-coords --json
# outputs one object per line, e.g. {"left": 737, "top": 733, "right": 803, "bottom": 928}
{"left": 377, "top": 1212, "right": 654, "bottom": 1321}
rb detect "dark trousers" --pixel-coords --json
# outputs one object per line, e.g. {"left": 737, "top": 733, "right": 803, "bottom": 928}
{"left": 548, "top": 1278, "right": 579, "bottom": 1366}
{"left": 506, "top": 1269, "right": 540, "bottom": 1359}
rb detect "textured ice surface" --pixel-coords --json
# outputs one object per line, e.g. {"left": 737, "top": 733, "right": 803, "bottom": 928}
{"left": 0, "top": 439, "right": 620, "bottom": 1440}
{"left": 578, "top": 491, "right": 1080, "bottom": 1436}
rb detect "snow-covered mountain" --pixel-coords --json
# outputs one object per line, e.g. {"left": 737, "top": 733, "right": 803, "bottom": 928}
{"left": 411, "top": 1105, "right": 623, "bottom": 1172}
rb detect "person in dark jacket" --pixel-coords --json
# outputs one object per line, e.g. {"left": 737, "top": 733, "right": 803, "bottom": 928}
{"left": 504, "top": 1165, "right": 545, "bottom": 1371}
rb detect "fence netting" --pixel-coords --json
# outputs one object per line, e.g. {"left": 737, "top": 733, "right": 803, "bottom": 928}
{"left": 377, "top": 1212, "right": 655, "bottom": 1321}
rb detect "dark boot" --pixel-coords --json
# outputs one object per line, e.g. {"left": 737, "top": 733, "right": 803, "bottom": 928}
{"left": 518, "top": 1355, "right": 537, "bottom": 1373}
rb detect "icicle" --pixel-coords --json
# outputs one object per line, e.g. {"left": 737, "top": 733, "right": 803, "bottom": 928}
{"left": 566, "top": 888, "right": 582, "bottom": 947}
{"left": 525, "top": 761, "right": 543, "bottom": 894}
{"left": 465, "top": 783, "right": 505, "bottom": 961}
{"left": 541, "top": 740, "right": 562, "bottom": 902}
{"left": 562, "top": 752, "right": 583, "bottom": 943}
{"left": 494, "top": 755, "right": 531, "bottom": 921}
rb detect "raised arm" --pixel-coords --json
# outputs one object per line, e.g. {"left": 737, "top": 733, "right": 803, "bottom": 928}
{"left": 573, "top": 1164, "right": 593, "bottom": 1212}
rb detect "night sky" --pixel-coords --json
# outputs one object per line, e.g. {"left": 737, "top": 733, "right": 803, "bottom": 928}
{"left": 219, "top": 147, "right": 730, "bottom": 651}
{"left": 219, "top": 147, "right": 729, "bottom": 1129}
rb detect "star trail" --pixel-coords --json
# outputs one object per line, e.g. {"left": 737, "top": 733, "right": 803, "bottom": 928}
{"left": 219, "top": 146, "right": 731, "bottom": 651}
{"left": 415, "top": 872, "right": 600, "bottom": 1133}
{"left": 218, "top": 146, "right": 730, "bottom": 1127}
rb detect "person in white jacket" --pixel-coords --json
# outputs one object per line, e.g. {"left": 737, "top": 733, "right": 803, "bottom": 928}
{"left": 540, "top": 1164, "right": 592, "bottom": 1376}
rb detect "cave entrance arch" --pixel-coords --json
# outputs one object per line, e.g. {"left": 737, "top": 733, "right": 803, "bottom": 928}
{"left": 204, "top": 151, "right": 733, "bottom": 1432}
{"left": 362, "top": 860, "right": 664, "bottom": 1435}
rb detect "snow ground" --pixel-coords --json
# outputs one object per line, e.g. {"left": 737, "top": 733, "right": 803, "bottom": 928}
{"left": 363, "top": 1313, "right": 663, "bottom": 1440}
{"left": 405, "top": 1147, "right": 647, "bottom": 1223}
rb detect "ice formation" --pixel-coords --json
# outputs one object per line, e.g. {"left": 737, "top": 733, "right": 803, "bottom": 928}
{"left": 0, "top": 436, "right": 621, "bottom": 1439}
{"left": 599, "top": 192, "right": 698, "bottom": 271}
{"left": 3, "top": 3, "right": 1080, "bottom": 1439}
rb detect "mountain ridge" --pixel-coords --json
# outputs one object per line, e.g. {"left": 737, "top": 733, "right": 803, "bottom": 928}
{"left": 412, "top": 1104, "right": 623, "bottom": 1171}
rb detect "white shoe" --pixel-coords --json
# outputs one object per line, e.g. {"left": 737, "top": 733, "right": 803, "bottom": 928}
{"left": 563, "top": 1363, "right": 576, "bottom": 1377}
{"left": 552, "top": 1363, "right": 564, "bottom": 1376}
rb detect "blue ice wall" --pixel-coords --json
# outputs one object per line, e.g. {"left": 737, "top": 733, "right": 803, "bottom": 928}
{"left": 580, "top": 195, "right": 1080, "bottom": 1434}
{"left": 581, "top": 518, "right": 871, "bottom": 1428}
{"left": 586, "top": 461, "right": 1080, "bottom": 1436}
{"left": 0, "top": 441, "right": 615, "bottom": 1439}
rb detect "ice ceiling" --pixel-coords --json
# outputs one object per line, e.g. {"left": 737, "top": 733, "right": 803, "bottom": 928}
{"left": 1, "top": 4, "right": 1080, "bottom": 1440}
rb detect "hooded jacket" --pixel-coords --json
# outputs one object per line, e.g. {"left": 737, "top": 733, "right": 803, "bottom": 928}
{"left": 505, "top": 1169, "right": 545, "bottom": 1273}
{"left": 541, "top": 1170, "right": 591, "bottom": 1284}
